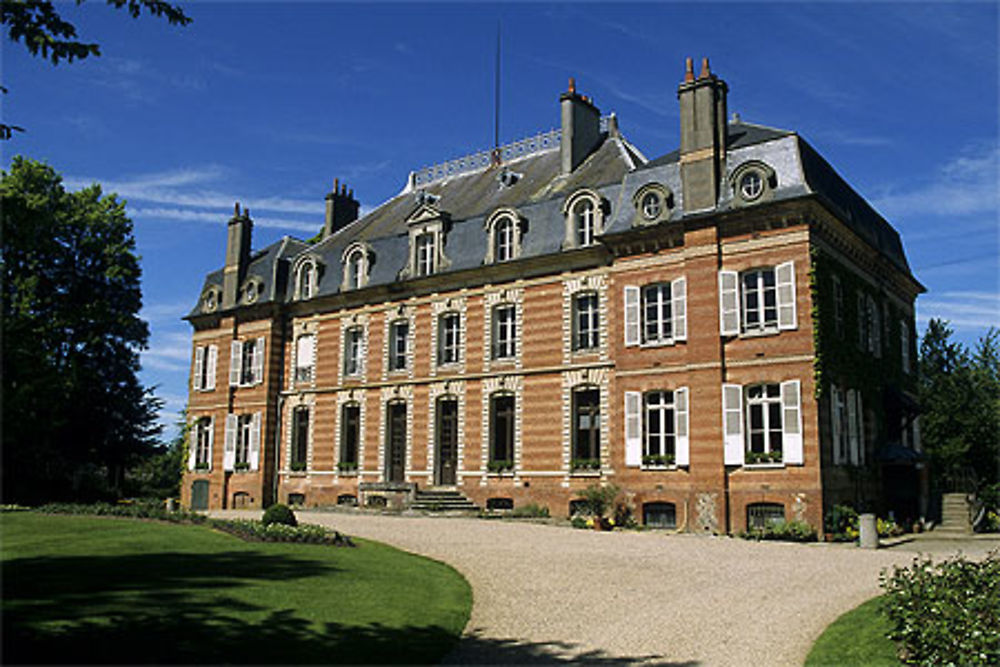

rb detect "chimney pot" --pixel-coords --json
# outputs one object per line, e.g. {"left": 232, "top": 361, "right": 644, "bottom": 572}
{"left": 334, "top": 177, "right": 339, "bottom": 192}
{"left": 234, "top": 202, "right": 240, "bottom": 216}
{"left": 684, "top": 57, "right": 695, "bottom": 82}
{"left": 700, "top": 57, "right": 711, "bottom": 79}
{"left": 568, "top": 77, "right": 576, "bottom": 94}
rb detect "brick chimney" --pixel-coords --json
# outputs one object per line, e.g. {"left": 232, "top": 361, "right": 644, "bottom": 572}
{"left": 560, "top": 77, "right": 602, "bottom": 175}
{"left": 677, "top": 57, "right": 728, "bottom": 212}
{"left": 323, "top": 178, "right": 360, "bottom": 238}
{"left": 222, "top": 202, "right": 253, "bottom": 309}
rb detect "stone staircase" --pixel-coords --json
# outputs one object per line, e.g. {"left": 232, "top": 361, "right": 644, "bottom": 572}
{"left": 935, "top": 493, "right": 972, "bottom": 535}
{"left": 411, "top": 488, "right": 479, "bottom": 513}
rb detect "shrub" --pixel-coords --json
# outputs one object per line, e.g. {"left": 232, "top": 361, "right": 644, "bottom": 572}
{"left": 261, "top": 503, "right": 297, "bottom": 527}
{"left": 824, "top": 503, "right": 858, "bottom": 536}
{"left": 881, "top": 552, "right": 1000, "bottom": 665}
{"left": 511, "top": 503, "right": 549, "bottom": 518}
{"left": 210, "top": 518, "right": 354, "bottom": 547}
{"left": 570, "top": 516, "right": 588, "bottom": 529}
{"left": 35, "top": 500, "right": 207, "bottom": 524}
{"left": 741, "top": 519, "right": 817, "bottom": 542}
{"left": 574, "top": 484, "right": 620, "bottom": 518}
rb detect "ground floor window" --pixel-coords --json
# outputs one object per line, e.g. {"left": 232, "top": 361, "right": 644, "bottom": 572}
{"left": 644, "top": 391, "right": 675, "bottom": 466}
{"left": 195, "top": 417, "right": 212, "bottom": 469}
{"left": 746, "top": 384, "right": 783, "bottom": 463}
{"left": 236, "top": 414, "right": 253, "bottom": 469}
{"left": 747, "top": 502, "right": 785, "bottom": 529}
{"left": 490, "top": 393, "right": 515, "bottom": 469}
{"left": 572, "top": 388, "right": 600, "bottom": 469}
{"left": 291, "top": 407, "right": 309, "bottom": 471}
{"left": 340, "top": 403, "right": 360, "bottom": 470}
{"left": 643, "top": 502, "right": 676, "bottom": 529}
{"left": 287, "top": 493, "right": 305, "bottom": 506}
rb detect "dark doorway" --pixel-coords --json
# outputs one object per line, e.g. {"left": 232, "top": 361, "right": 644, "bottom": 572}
{"left": 436, "top": 397, "right": 458, "bottom": 486}
{"left": 386, "top": 401, "right": 407, "bottom": 483}
{"left": 190, "top": 480, "right": 209, "bottom": 510}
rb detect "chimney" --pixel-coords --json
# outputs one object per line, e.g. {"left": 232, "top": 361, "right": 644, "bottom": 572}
{"left": 323, "top": 178, "right": 360, "bottom": 238}
{"left": 560, "top": 77, "right": 603, "bottom": 175}
{"left": 677, "top": 57, "right": 728, "bottom": 212}
{"left": 222, "top": 202, "right": 253, "bottom": 310}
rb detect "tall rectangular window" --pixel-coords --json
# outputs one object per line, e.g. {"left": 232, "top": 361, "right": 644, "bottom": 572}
{"left": 340, "top": 404, "right": 360, "bottom": 467}
{"left": 416, "top": 233, "right": 435, "bottom": 276}
{"left": 644, "top": 391, "right": 675, "bottom": 462}
{"left": 901, "top": 320, "right": 911, "bottom": 374}
{"left": 746, "top": 384, "right": 782, "bottom": 462}
{"left": 195, "top": 417, "right": 212, "bottom": 469}
{"left": 572, "top": 389, "right": 601, "bottom": 465}
{"left": 643, "top": 283, "right": 673, "bottom": 343}
{"left": 343, "top": 327, "right": 362, "bottom": 376}
{"left": 573, "top": 293, "right": 599, "bottom": 351}
{"left": 295, "top": 335, "right": 314, "bottom": 384}
{"left": 490, "top": 394, "right": 515, "bottom": 465}
{"left": 389, "top": 320, "right": 408, "bottom": 371}
{"left": 742, "top": 269, "right": 778, "bottom": 332}
{"left": 832, "top": 275, "right": 844, "bottom": 337}
{"left": 236, "top": 414, "right": 253, "bottom": 468}
{"left": 291, "top": 407, "right": 309, "bottom": 470}
{"left": 492, "top": 305, "right": 516, "bottom": 359}
{"left": 438, "top": 312, "right": 461, "bottom": 365}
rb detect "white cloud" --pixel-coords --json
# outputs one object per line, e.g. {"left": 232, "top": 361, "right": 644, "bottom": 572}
{"left": 141, "top": 301, "right": 193, "bottom": 324}
{"left": 918, "top": 291, "right": 1000, "bottom": 329}
{"left": 130, "top": 206, "right": 318, "bottom": 233}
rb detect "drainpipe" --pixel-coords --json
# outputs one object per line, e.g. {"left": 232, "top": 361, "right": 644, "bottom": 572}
{"left": 272, "top": 394, "right": 284, "bottom": 506}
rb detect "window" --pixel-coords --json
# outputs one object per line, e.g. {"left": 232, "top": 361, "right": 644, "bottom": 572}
{"left": 869, "top": 295, "right": 881, "bottom": 357}
{"left": 640, "top": 192, "right": 661, "bottom": 220}
{"left": 343, "top": 327, "right": 363, "bottom": 376}
{"left": 489, "top": 394, "right": 515, "bottom": 468}
{"left": 348, "top": 249, "right": 365, "bottom": 289}
{"left": 295, "top": 335, "right": 314, "bottom": 384}
{"left": 718, "top": 262, "right": 796, "bottom": 336}
{"left": 643, "top": 502, "right": 677, "bottom": 529}
{"left": 492, "top": 304, "right": 516, "bottom": 360}
{"left": 297, "top": 261, "right": 316, "bottom": 300}
{"left": 572, "top": 389, "right": 601, "bottom": 469}
{"left": 574, "top": 199, "right": 596, "bottom": 246}
{"left": 389, "top": 319, "right": 408, "bottom": 372}
{"left": 747, "top": 503, "right": 785, "bottom": 530}
{"left": 192, "top": 344, "right": 218, "bottom": 391}
{"left": 729, "top": 161, "right": 775, "bottom": 206}
{"left": 416, "top": 232, "right": 435, "bottom": 276}
{"left": 631, "top": 184, "right": 673, "bottom": 225}
{"left": 495, "top": 217, "right": 515, "bottom": 262}
{"left": 190, "top": 417, "right": 212, "bottom": 471}
{"left": 644, "top": 391, "right": 675, "bottom": 466}
{"left": 624, "top": 387, "right": 689, "bottom": 468}
{"left": 562, "top": 191, "right": 605, "bottom": 250}
{"left": 832, "top": 275, "right": 844, "bottom": 337}
{"left": 624, "top": 278, "right": 687, "bottom": 346}
{"left": 290, "top": 406, "right": 309, "bottom": 471}
{"left": 224, "top": 413, "right": 259, "bottom": 471}
{"left": 739, "top": 171, "right": 764, "bottom": 201}
{"left": 236, "top": 414, "right": 253, "bottom": 469}
{"left": 721, "top": 381, "right": 802, "bottom": 466}
{"left": 229, "top": 337, "right": 265, "bottom": 387}
{"left": 340, "top": 404, "right": 360, "bottom": 469}
{"left": 830, "top": 385, "right": 849, "bottom": 465}
{"left": 438, "top": 312, "right": 461, "bottom": 365}
{"left": 901, "top": 319, "right": 911, "bottom": 374}
{"left": 573, "top": 293, "right": 599, "bottom": 351}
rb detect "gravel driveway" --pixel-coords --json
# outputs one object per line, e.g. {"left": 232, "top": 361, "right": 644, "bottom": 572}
{"left": 213, "top": 510, "right": 998, "bottom": 665}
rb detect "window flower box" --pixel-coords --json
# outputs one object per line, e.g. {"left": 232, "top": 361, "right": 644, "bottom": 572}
{"left": 571, "top": 458, "right": 601, "bottom": 472}
{"left": 194, "top": 462, "right": 209, "bottom": 471}
{"left": 746, "top": 450, "right": 782, "bottom": 465}
{"left": 337, "top": 462, "right": 358, "bottom": 475}
{"left": 642, "top": 454, "right": 675, "bottom": 468}
{"left": 487, "top": 460, "right": 514, "bottom": 474}
{"left": 289, "top": 461, "right": 307, "bottom": 472}
{"left": 234, "top": 462, "right": 250, "bottom": 472}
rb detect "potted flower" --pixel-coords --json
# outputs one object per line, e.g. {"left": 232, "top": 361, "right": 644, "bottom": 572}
{"left": 574, "top": 483, "right": 620, "bottom": 531}
{"left": 487, "top": 459, "right": 514, "bottom": 474}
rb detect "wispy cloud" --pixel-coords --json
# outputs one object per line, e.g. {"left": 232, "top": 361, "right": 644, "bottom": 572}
{"left": 918, "top": 291, "right": 1000, "bottom": 329}
{"left": 131, "top": 207, "right": 319, "bottom": 232}
{"left": 141, "top": 301, "right": 193, "bottom": 324}
{"left": 810, "top": 129, "right": 892, "bottom": 148}
{"left": 872, "top": 144, "right": 999, "bottom": 218}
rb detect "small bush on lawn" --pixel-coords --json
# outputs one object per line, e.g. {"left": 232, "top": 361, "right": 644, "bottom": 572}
{"left": 880, "top": 551, "right": 1000, "bottom": 665}
{"left": 510, "top": 503, "right": 549, "bottom": 518}
{"left": 261, "top": 503, "right": 297, "bottom": 527}
{"left": 740, "top": 519, "right": 817, "bottom": 542}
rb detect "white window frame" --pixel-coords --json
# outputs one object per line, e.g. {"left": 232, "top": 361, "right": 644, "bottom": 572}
{"left": 389, "top": 319, "right": 409, "bottom": 372}
{"left": 722, "top": 381, "right": 802, "bottom": 467}
{"left": 294, "top": 334, "right": 315, "bottom": 385}
{"left": 492, "top": 304, "right": 516, "bottom": 360}
{"left": 415, "top": 232, "right": 436, "bottom": 277}
{"left": 562, "top": 190, "right": 605, "bottom": 250}
{"left": 229, "top": 337, "right": 265, "bottom": 387}
{"left": 341, "top": 242, "right": 372, "bottom": 291}
{"left": 495, "top": 217, "right": 514, "bottom": 262}
{"left": 224, "top": 412, "right": 260, "bottom": 472}
{"left": 573, "top": 292, "right": 599, "bottom": 351}
{"left": 343, "top": 326, "right": 363, "bottom": 377}
{"left": 295, "top": 260, "right": 317, "bottom": 300}
{"left": 718, "top": 262, "right": 796, "bottom": 336}
{"left": 192, "top": 344, "right": 218, "bottom": 392}
{"left": 189, "top": 416, "right": 213, "bottom": 471}
{"left": 624, "top": 277, "right": 687, "bottom": 347}
{"left": 438, "top": 312, "right": 461, "bottom": 366}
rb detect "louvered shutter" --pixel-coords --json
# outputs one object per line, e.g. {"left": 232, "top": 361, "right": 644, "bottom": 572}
{"left": 187, "top": 416, "right": 198, "bottom": 470}
{"left": 193, "top": 346, "right": 205, "bottom": 391}
{"left": 847, "top": 389, "right": 859, "bottom": 465}
{"left": 229, "top": 340, "right": 243, "bottom": 386}
{"left": 722, "top": 383, "right": 744, "bottom": 465}
{"left": 781, "top": 380, "right": 803, "bottom": 464}
{"left": 672, "top": 277, "right": 687, "bottom": 342}
{"left": 253, "top": 337, "right": 266, "bottom": 385}
{"left": 776, "top": 261, "right": 797, "bottom": 330}
{"left": 719, "top": 271, "right": 740, "bottom": 336}
{"left": 206, "top": 417, "right": 214, "bottom": 471}
{"left": 223, "top": 415, "right": 237, "bottom": 471}
{"left": 674, "top": 387, "right": 689, "bottom": 466}
{"left": 249, "top": 412, "right": 261, "bottom": 471}
{"left": 624, "top": 391, "right": 642, "bottom": 467}
{"left": 830, "top": 385, "right": 842, "bottom": 465}
{"left": 206, "top": 345, "right": 218, "bottom": 391}
{"left": 624, "top": 286, "right": 640, "bottom": 346}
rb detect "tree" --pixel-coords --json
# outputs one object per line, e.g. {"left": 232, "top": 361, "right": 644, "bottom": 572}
{"left": 919, "top": 319, "right": 1000, "bottom": 490}
{"left": 1, "top": 0, "right": 191, "bottom": 138}
{"left": 1, "top": 156, "right": 161, "bottom": 503}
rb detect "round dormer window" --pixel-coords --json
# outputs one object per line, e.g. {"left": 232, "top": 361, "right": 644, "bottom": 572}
{"left": 739, "top": 171, "right": 764, "bottom": 201}
{"left": 202, "top": 290, "right": 218, "bottom": 313}
{"left": 641, "top": 192, "right": 662, "bottom": 220}
{"left": 243, "top": 281, "right": 259, "bottom": 305}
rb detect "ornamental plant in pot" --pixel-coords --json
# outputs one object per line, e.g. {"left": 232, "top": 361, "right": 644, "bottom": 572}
{"left": 575, "top": 483, "right": 620, "bottom": 531}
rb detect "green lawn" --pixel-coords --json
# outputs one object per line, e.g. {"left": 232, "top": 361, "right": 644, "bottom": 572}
{"left": 2, "top": 513, "right": 471, "bottom": 664}
{"left": 805, "top": 596, "right": 899, "bottom": 666}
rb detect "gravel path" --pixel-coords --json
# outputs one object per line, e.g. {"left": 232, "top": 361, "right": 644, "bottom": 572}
{"left": 213, "top": 510, "right": 999, "bottom": 666}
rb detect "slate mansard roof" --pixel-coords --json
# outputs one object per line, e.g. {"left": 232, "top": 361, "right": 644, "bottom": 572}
{"left": 188, "top": 117, "right": 915, "bottom": 319}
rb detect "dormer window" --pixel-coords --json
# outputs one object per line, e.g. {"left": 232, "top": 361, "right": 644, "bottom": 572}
{"left": 201, "top": 286, "right": 222, "bottom": 313}
{"left": 562, "top": 190, "right": 606, "bottom": 250}
{"left": 416, "top": 232, "right": 436, "bottom": 276}
{"left": 291, "top": 255, "right": 323, "bottom": 301}
{"left": 739, "top": 171, "right": 763, "bottom": 200}
{"left": 631, "top": 183, "right": 674, "bottom": 226}
{"left": 729, "top": 161, "right": 776, "bottom": 206}
{"left": 495, "top": 218, "right": 514, "bottom": 261}
{"left": 400, "top": 203, "right": 450, "bottom": 280}
{"left": 641, "top": 193, "right": 661, "bottom": 219}
{"left": 484, "top": 208, "right": 525, "bottom": 264}
{"left": 341, "top": 242, "right": 372, "bottom": 291}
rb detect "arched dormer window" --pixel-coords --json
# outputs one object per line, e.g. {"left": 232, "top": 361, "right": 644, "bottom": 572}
{"left": 562, "top": 189, "right": 606, "bottom": 250}
{"left": 291, "top": 254, "right": 323, "bottom": 301}
{"left": 728, "top": 160, "right": 777, "bottom": 207}
{"left": 483, "top": 207, "right": 526, "bottom": 264}
{"left": 631, "top": 183, "right": 674, "bottom": 226}
{"left": 341, "top": 242, "right": 373, "bottom": 291}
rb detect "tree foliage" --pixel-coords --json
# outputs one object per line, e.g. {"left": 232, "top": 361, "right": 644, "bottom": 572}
{"left": 1, "top": 156, "right": 161, "bottom": 503}
{"left": 919, "top": 319, "right": 1000, "bottom": 489}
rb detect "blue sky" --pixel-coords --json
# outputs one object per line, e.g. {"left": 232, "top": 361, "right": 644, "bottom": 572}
{"left": 4, "top": 2, "right": 998, "bottom": 439}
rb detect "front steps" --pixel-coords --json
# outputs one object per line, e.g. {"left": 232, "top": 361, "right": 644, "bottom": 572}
{"left": 936, "top": 493, "right": 972, "bottom": 535}
{"left": 411, "top": 488, "right": 479, "bottom": 513}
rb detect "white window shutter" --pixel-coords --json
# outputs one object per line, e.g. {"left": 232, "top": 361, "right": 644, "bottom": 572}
{"left": 229, "top": 340, "right": 242, "bottom": 386}
{"left": 672, "top": 277, "right": 687, "bottom": 342}
{"left": 722, "top": 383, "right": 744, "bottom": 465}
{"left": 193, "top": 346, "right": 205, "bottom": 391}
{"left": 674, "top": 387, "right": 689, "bottom": 466}
{"left": 847, "top": 389, "right": 859, "bottom": 465}
{"left": 624, "top": 391, "right": 642, "bottom": 467}
{"left": 249, "top": 412, "right": 262, "bottom": 471}
{"left": 830, "top": 385, "right": 842, "bottom": 465}
{"left": 253, "top": 336, "right": 266, "bottom": 385}
{"left": 718, "top": 270, "right": 740, "bottom": 336}
{"left": 223, "top": 415, "right": 237, "bottom": 471}
{"left": 781, "top": 380, "right": 803, "bottom": 465}
{"left": 776, "top": 261, "right": 797, "bottom": 330}
{"left": 187, "top": 416, "right": 198, "bottom": 470}
{"left": 206, "top": 417, "right": 214, "bottom": 470}
{"left": 624, "top": 286, "right": 640, "bottom": 346}
{"left": 206, "top": 345, "right": 218, "bottom": 391}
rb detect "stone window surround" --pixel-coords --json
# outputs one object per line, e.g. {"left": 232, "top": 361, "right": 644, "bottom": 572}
{"left": 560, "top": 367, "right": 609, "bottom": 486}
{"left": 379, "top": 384, "right": 414, "bottom": 483}
{"left": 399, "top": 204, "right": 451, "bottom": 280}
{"left": 430, "top": 296, "right": 468, "bottom": 376}
{"left": 381, "top": 304, "right": 416, "bottom": 381}
{"left": 483, "top": 207, "right": 526, "bottom": 264}
{"left": 480, "top": 375, "right": 524, "bottom": 486}
{"left": 427, "top": 380, "right": 467, "bottom": 486}
{"left": 283, "top": 394, "right": 315, "bottom": 473}
{"left": 630, "top": 182, "right": 674, "bottom": 226}
{"left": 562, "top": 274, "right": 609, "bottom": 364}
{"left": 335, "top": 389, "right": 366, "bottom": 477}
{"left": 240, "top": 275, "right": 265, "bottom": 306}
{"left": 340, "top": 241, "right": 374, "bottom": 291}
{"left": 561, "top": 188, "right": 607, "bottom": 250}
{"left": 338, "top": 313, "right": 369, "bottom": 383}
{"left": 289, "top": 319, "right": 318, "bottom": 390}
{"left": 483, "top": 287, "right": 524, "bottom": 373}
{"left": 291, "top": 253, "right": 323, "bottom": 301}
{"left": 728, "top": 160, "right": 777, "bottom": 207}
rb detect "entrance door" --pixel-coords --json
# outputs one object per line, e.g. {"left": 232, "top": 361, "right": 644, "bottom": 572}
{"left": 386, "top": 402, "right": 407, "bottom": 483}
{"left": 436, "top": 398, "right": 458, "bottom": 486}
{"left": 191, "top": 480, "right": 209, "bottom": 510}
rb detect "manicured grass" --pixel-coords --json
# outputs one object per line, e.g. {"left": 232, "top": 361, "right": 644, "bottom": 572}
{"left": 2, "top": 513, "right": 471, "bottom": 664}
{"left": 805, "top": 596, "right": 899, "bottom": 666}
